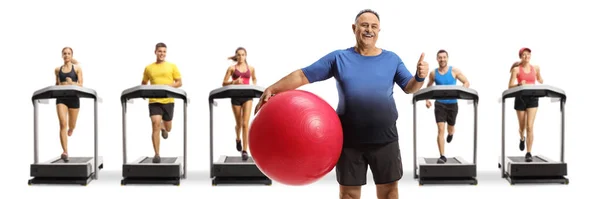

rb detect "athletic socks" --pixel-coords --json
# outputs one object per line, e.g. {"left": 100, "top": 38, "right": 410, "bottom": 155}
{"left": 446, "top": 134, "right": 453, "bottom": 143}
{"left": 519, "top": 138, "right": 525, "bottom": 151}
{"left": 236, "top": 140, "right": 242, "bottom": 152}
{"left": 437, "top": 155, "right": 447, "bottom": 164}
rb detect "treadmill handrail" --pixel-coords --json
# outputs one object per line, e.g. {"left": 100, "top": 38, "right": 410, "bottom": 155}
{"left": 501, "top": 84, "right": 566, "bottom": 101}
{"left": 209, "top": 84, "right": 263, "bottom": 178}
{"left": 121, "top": 85, "right": 189, "bottom": 179}
{"left": 413, "top": 86, "right": 479, "bottom": 178}
{"left": 412, "top": 85, "right": 479, "bottom": 103}
{"left": 32, "top": 85, "right": 102, "bottom": 180}
{"left": 32, "top": 85, "right": 98, "bottom": 102}
{"left": 120, "top": 85, "right": 188, "bottom": 103}
{"left": 500, "top": 84, "right": 567, "bottom": 178}
{"left": 208, "top": 85, "right": 265, "bottom": 101}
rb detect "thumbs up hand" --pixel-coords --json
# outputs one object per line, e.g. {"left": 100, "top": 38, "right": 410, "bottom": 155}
{"left": 416, "top": 53, "right": 429, "bottom": 79}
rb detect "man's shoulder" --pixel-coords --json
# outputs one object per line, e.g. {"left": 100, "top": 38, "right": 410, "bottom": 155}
{"left": 380, "top": 49, "right": 402, "bottom": 59}
{"left": 144, "top": 62, "right": 157, "bottom": 69}
{"left": 325, "top": 47, "right": 354, "bottom": 57}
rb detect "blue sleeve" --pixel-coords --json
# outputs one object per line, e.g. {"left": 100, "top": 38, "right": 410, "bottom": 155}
{"left": 394, "top": 57, "right": 414, "bottom": 91}
{"left": 301, "top": 51, "right": 338, "bottom": 83}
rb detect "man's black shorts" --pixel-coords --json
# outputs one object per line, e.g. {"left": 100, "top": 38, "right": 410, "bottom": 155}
{"left": 434, "top": 101, "right": 459, "bottom": 125}
{"left": 335, "top": 140, "right": 403, "bottom": 186}
{"left": 149, "top": 103, "right": 175, "bottom": 121}
{"left": 514, "top": 96, "right": 539, "bottom": 111}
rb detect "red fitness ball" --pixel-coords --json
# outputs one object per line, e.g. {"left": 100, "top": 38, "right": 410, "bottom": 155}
{"left": 249, "top": 90, "right": 343, "bottom": 186}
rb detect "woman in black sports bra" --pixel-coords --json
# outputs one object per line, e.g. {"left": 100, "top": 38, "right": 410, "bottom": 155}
{"left": 54, "top": 47, "right": 84, "bottom": 161}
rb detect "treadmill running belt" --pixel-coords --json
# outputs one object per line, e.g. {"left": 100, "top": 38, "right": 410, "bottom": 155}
{"left": 424, "top": 158, "right": 461, "bottom": 164}
{"left": 225, "top": 156, "right": 254, "bottom": 163}
{"left": 140, "top": 157, "right": 178, "bottom": 163}
{"left": 52, "top": 157, "right": 92, "bottom": 163}
{"left": 508, "top": 156, "right": 546, "bottom": 163}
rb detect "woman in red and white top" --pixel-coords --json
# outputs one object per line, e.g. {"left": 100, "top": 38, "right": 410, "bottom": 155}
{"left": 221, "top": 47, "right": 258, "bottom": 161}
{"left": 508, "top": 47, "right": 544, "bottom": 162}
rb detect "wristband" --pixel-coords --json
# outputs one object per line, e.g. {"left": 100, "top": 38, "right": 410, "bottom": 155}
{"left": 415, "top": 75, "right": 425, "bottom": 82}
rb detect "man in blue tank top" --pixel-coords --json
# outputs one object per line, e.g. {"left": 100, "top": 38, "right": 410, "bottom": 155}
{"left": 424, "top": 49, "right": 470, "bottom": 163}
{"left": 254, "top": 9, "right": 428, "bottom": 199}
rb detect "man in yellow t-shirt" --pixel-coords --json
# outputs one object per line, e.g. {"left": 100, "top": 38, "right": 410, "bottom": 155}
{"left": 141, "top": 42, "right": 182, "bottom": 163}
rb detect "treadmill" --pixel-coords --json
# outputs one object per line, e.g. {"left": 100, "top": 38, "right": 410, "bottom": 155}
{"left": 498, "top": 84, "right": 569, "bottom": 185}
{"left": 412, "top": 85, "right": 479, "bottom": 185}
{"left": 120, "top": 85, "right": 189, "bottom": 186}
{"left": 209, "top": 85, "right": 272, "bottom": 186}
{"left": 29, "top": 85, "right": 104, "bottom": 186}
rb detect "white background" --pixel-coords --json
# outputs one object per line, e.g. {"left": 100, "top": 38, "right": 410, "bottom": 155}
{"left": 0, "top": 0, "right": 596, "bottom": 198}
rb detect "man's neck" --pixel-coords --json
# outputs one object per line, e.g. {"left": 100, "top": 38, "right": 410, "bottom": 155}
{"left": 354, "top": 45, "right": 381, "bottom": 56}
{"left": 156, "top": 60, "right": 165, "bottom": 64}
{"left": 438, "top": 66, "right": 449, "bottom": 73}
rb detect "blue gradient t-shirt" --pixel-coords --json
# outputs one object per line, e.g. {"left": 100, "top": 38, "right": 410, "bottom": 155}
{"left": 301, "top": 47, "right": 414, "bottom": 145}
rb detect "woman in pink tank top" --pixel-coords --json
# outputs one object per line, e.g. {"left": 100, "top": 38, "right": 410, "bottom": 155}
{"left": 508, "top": 47, "right": 544, "bottom": 162}
{"left": 221, "top": 47, "right": 258, "bottom": 161}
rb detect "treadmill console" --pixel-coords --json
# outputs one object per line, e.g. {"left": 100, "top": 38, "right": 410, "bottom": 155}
{"left": 502, "top": 85, "right": 566, "bottom": 101}
{"left": 413, "top": 85, "right": 478, "bottom": 103}
{"left": 32, "top": 85, "right": 98, "bottom": 102}
{"left": 121, "top": 85, "right": 188, "bottom": 103}
{"left": 209, "top": 85, "right": 265, "bottom": 100}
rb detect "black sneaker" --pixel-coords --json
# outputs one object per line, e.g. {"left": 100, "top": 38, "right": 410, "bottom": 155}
{"left": 160, "top": 121, "right": 168, "bottom": 139}
{"left": 153, "top": 155, "right": 161, "bottom": 163}
{"left": 161, "top": 128, "right": 168, "bottom": 139}
{"left": 236, "top": 140, "right": 242, "bottom": 152}
{"left": 437, "top": 155, "right": 447, "bottom": 164}
{"left": 519, "top": 138, "right": 525, "bottom": 151}
{"left": 446, "top": 134, "right": 453, "bottom": 143}
{"left": 525, "top": 152, "right": 533, "bottom": 162}
{"left": 242, "top": 151, "right": 249, "bottom": 161}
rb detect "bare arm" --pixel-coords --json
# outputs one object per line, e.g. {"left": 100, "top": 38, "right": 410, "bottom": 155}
{"left": 425, "top": 71, "right": 435, "bottom": 104}
{"left": 535, "top": 65, "right": 543, "bottom": 84}
{"left": 453, "top": 67, "right": 470, "bottom": 88}
{"left": 508, "top": 67, "right": 520, "bottom": 88}
{"left": 251, "top": 66, "right": 257, "bottom": 85}
{"left": 267, "top": 69, "right": 310, "bottom": 94}
{"left": 75, "top": 66, "right": 83, "bottom": 86}
{"left": 171, "top": 78, "right": 182, "bottom": 88}
{"left": 141, "top": 67, "right": 149, "bottom": 85}
{"left": 403, "top": 77, "right": 426, "bottom": 94}
{"left": 54, "top": 67, "right": 60, "bottom": 85}
{"left": 222, "top": 67, "right": 235, "bottom": 86}
{"left": 170, "top": 65, "right": 183, "bottom": 88}
{"left": 426, "top": 71, "right": 435, "bottom": 88}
